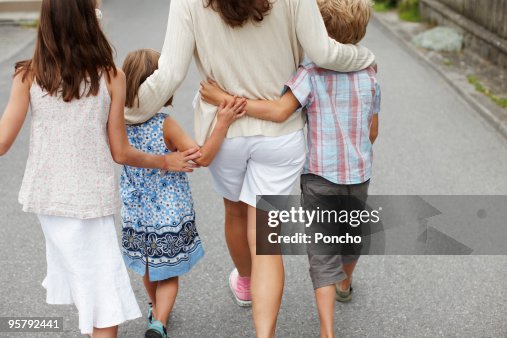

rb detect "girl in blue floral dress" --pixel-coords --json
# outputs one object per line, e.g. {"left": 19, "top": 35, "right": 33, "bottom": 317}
{"left": 121, "top": 49, "right": 246, "bottom": 338}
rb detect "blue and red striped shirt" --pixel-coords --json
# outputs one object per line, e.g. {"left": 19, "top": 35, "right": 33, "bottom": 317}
{"left": 286, "top": 59, "right": 381, "bottom": 185}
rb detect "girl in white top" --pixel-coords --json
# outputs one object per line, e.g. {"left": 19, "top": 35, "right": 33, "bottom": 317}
{"left": 0, "top": 0, "right": 201, "bottom": 337}
{"left": 124, "top": 0, "right": 375, "bottom": 336}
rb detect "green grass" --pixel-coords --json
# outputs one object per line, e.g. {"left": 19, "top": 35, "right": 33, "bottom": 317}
{"left": 373, "top": 0, "right": 421, "bottom": 22}
{"left": 468, "top": 75, "right": 507, "bottom": 109}
{"left": 443, "top": 58, "right": 453, "bottom": 66}
{"left": 373, "top": 2, "right": 392, "bottom": 12}
{"left": 18, "top": 20, "right": 38, "bottom": 28}
{"left": 398, "top": 1, "right": 421, "bottom": 22}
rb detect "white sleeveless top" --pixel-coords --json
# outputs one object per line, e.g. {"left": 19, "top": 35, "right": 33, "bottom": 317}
{"left": 19, "top": 76, "right": 120, "bottom": 219}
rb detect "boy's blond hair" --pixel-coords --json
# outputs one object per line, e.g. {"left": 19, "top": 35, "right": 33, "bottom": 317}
{"left": 317, "top": 0, "right": 372, "bottom": 45}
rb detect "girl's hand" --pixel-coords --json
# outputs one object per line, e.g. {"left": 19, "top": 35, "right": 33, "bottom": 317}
{"left": 216, "top": 97, "right": 247, "bottom": 127}
{"left": 164, "top": 147, "right": 202, "bottom": 172}
{"left": 200, "top": 79, "right": 232, "bottom": 106}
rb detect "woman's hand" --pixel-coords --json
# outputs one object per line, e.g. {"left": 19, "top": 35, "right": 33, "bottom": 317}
{"left": 216, "top": 97, "right": 247, "bottom": 127}
{"left": 163, "top": 147, "right": 202, "bottom": 172}
{"left": 200, "top": 79, "right": 232, "bottom": 106}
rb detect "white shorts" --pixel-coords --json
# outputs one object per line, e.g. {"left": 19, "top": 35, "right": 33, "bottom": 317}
{"left": 208, "top": 130, "right": 306, "bottom": 207}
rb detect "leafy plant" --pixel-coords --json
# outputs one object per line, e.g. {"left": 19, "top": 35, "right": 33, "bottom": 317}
{"left": 468, "top": 75, "right": 507, "bottom": 109}
{"left": 398, "top": 0, "right": 421, "bottom": 22}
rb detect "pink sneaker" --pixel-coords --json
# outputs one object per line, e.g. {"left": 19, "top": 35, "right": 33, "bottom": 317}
{"left": 229, "top": 268, "right": 252, "bottom": 307}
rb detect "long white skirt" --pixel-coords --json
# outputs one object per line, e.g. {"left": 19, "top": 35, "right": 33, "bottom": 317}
{"left": 38, "top": 214, "right": 141, "bottom": 334}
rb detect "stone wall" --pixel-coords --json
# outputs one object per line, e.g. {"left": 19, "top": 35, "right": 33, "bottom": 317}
{"left": 420, "top": 0, "right": 507, "bottom": 70}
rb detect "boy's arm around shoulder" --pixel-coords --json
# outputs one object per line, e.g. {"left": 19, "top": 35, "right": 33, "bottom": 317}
{"left": 0, "top": 69, "right": 31, "bottom": 156}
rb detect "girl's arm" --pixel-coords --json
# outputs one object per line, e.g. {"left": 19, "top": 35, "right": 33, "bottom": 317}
{"left": 106, "top": 69, "right": 201, "bottom": 172}
{"left": 200, "top": 81, "right": 300, "bottom": 123}
{"left": 164, "top": 98, "right": 246, "bottom": 167}
{"left": 0, "top": 71, "right": 31, "bottom": 156}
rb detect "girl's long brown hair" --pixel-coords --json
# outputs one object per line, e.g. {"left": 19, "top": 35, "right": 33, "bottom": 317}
{"left": 15, "top": 0, "right": 116, "bottom": 102}
{"left": 205, "top": 0, "right": 272, "bottom": 27}
{"left": 122, "top": 49, "right": 173, "bottom": 108}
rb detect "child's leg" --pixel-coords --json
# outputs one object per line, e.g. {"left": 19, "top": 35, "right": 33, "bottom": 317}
{"left": 315, "top": 285, "right": 337, "bottom": 338}
{"left": 337, "top": 257, "right": 358, "bottom": 291}
{"left": 92, "top": 325, "right": 118, "bottom": 338}
{"left": 308, "top": 255, "right": 346, "bottom": 338}
{"left": 337, "top": 181, "right": 369, "bottom": 291}
{"left": 155, "top": 277, "right": 179, "bottom": 325}
{"left": 143, "top": 262, "right": 158, "bottom": 317}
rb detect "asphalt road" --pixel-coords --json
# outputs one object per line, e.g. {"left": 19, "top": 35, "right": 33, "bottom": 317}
{"left": 0, "top": 0, "right": 506, "bottom": 337}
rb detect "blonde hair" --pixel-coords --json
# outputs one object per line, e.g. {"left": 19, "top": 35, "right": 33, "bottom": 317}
{"left": 317, "top": 0, "right": 372, "bottom": 45}
{"left": 122, "top": 49, "right": 173, "bottom": 108}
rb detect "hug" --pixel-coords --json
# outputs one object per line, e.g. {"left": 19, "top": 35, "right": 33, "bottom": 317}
{"left": 0, "top": 0, "right": 380, "bottom": 337}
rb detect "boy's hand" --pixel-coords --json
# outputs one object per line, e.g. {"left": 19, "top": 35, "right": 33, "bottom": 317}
{"left": 216, "top": 97, "right": 247, "bottom": 127}
{"left": 200, "top": 79, "right": 232, "bottom": 106}
{"left": 163, "top": 147, "right": 202, "bottom": 172}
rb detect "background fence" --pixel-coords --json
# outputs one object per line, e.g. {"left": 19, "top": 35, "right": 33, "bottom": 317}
{"left": 437, "top": 0, "right": 507, "bottom": 39}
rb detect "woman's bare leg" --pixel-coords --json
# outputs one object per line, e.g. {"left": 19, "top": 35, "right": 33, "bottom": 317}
{"left": 224, "top": 199, "right": 251, "bottom": 277}
{"left": 315, "top": 286, "right": 337, "bottom": 338}
{"left": 247, "top": 205, "right": 284, "bottom": 338}
{"left": 92, "top": 325, "right": 118, "bottom": 338}
{"left": 155, "top": 277, "right": 179, "bottom": 325}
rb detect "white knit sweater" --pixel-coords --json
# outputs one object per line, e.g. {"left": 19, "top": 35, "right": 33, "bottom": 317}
{"left": 124, "top": 0, "right": 375, "bottom": 145}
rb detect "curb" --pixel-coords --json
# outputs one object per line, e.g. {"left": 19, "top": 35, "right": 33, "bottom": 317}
{"left": 372, "top": 13, "right": 507, "bottom": 140}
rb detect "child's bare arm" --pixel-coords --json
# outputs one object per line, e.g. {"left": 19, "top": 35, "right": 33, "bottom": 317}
{"left": 370, "top": 114, "right": 379, "bottom": 144}
{"left": 106, "top": 69, "right": 201, "bottom": 172}
{"left": 164, "top": 98, "right": 246, "bottom": 167}
{"left": 200, "top": 80, "right": 300, "bottom": 123}
{"left": 0, "top": 72, "right": 31, "bottom": 156}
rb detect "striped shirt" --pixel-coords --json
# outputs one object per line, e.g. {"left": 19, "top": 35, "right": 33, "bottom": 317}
{"left": 286, "top": 59, "right": 381, "bottom": 185}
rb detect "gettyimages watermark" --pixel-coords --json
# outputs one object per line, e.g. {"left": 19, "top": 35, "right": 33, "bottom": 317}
{"left": 256, "top": 195, "right": 507, "bottom": 255}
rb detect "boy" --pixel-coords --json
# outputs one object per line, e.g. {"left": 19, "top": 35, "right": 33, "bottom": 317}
{"left": 200, "top": 0, "right": 379, "bottom": 336}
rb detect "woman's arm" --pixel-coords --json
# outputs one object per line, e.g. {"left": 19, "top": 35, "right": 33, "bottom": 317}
{"left": 0, "top": 72, "right": 31, "bottom": 156}
{"left": 164, "top": 98, "right": 246, "bottom": 167}
{"left": 106, "top": 69, "right": 201, "bottom": 172}
{"left": 123, "top": 0, "right": 195, "bottom": 125}
{"left": 200, "top": 81, "right": 299, "bottom": 123}
{"left": 294, "top": 0, "right": 374, "bottom": 72}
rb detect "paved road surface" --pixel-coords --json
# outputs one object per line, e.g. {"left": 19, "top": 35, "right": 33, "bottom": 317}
{"left": 0, "top": 0, "right": 506, "bottom": 337}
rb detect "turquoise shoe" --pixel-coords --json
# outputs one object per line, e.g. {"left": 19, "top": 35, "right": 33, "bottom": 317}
{"left": 145, "top": 320, "right": 167, "bottom": 338}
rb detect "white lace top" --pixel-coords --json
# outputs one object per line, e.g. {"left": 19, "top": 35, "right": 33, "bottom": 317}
{"left": 18, "top": 76, "right": 120, "bottom": 219}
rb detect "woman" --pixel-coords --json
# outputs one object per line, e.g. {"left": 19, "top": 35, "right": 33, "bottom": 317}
{"left": 125, "top": 0, "right": 375, "bottom": 336}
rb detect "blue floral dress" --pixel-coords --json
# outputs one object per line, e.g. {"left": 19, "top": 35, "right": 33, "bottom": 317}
{"left": 120, "top": 113, "right": 204, "bottom": 281}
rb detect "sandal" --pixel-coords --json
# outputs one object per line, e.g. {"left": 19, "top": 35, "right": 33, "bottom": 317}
{"left": 335, "top": 282, "right": 353, "bottom": 303}
{"left": 145, "top": 320, "right": 168, "bottom": 338}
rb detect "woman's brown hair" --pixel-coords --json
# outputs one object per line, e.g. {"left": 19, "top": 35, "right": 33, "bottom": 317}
{"left": 205, "top": 0, "right": 272, "bottom": 27}
{"left": 122, "top": 49, "right": 173, "bottom": 109}
{"left": 15, "top": 0, "right": 116, "bottom": 102}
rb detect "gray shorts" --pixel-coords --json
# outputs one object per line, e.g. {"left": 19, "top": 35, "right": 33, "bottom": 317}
{"left": 301, "top": 174, "right": 370, "bottom": 289}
